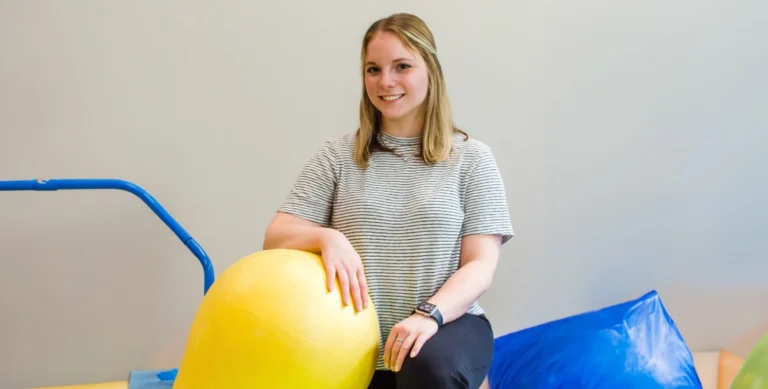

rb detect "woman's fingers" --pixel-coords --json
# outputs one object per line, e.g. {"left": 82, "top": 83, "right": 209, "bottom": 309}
{"left": 357, "top": 266, "right": 369, "bottom": 310}
{"left": 342, "top": 258, "right": 366, "bottom": 312}
{"left": 320, "top": 237, "right": 369, "bottom": 312}
{"left": 383, "top": 329, "right": 397, "bottom": 369}
{"left": 410, "top": 332, "right": 428, "bottom": 358}
{"left": 388, "top": 331, "right": 406, "bottom": 370}
{"left": 322, "top": 249, "right": 368, "bottom": 312}
{"left": 349, "top": 267, "right": 363, "bottom": 312}
{"left": 325, "top": 261, "right": 368, "bottom": 312}
{"left": 336, "top": 265, "right": 351, "bottom": 307}
{"left": 325, "top": 264, "right": 336, "bottom": 293}
{"left": 394, "top": 332, "right": 417, "bottom": 372}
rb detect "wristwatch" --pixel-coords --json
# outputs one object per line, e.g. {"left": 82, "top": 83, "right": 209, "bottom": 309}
{"left": 413, "top": 301, "right": 443, "bottom": 328}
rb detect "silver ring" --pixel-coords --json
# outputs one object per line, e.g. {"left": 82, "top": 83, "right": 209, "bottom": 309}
{"left": 395, "top": 338, "right": 404, "bottom": 342}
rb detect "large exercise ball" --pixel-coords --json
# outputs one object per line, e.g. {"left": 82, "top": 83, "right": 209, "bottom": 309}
{"left": 172, "top": 248, "right": 380, "bottom": 389}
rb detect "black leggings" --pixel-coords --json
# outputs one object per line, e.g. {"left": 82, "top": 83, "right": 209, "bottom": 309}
{"left": 367, "top": 313, "right": 494, "bottom": 389}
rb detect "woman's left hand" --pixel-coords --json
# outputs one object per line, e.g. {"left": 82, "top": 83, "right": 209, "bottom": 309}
{"left": 383, "top": 314, "right": 439, "bottom": 372}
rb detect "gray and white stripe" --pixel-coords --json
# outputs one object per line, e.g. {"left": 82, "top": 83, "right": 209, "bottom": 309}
{"left": 279, "top": 131, "right": 514, "bottom": 369}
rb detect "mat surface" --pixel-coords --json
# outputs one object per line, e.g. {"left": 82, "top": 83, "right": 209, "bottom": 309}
{"left": 127, "top": 370, "right": 175, "bottom": 389}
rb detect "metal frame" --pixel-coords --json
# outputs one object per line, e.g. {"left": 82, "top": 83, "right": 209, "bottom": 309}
{"left": 0, "top": 178, "right": 215, "bottom": 294}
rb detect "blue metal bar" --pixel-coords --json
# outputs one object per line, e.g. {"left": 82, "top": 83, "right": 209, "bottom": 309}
{"left": 0, "top": 178, "right": 215, "bottom": 295}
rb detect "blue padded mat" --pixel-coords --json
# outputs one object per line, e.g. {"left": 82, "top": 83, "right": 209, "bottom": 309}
{"left": 488, "top": 290, "right": 702, "bottom": 389}
{"left": 128, "top": 369, "right": 176, "bottom": 389}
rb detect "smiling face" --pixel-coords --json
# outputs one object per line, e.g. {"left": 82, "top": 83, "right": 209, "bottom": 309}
{"left": 363, "top": 31, "right": 430, "bottom": 134}
{"left": 355, "top": 13, "right": 458, "bottom": 168}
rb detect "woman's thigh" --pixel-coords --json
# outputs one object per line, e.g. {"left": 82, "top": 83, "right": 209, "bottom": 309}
{"left": 368, "top": 313, "right": 494, "bottom": 389}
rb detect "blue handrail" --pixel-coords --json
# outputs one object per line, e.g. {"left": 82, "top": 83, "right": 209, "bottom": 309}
{"left": 0, "top": 178, "right": 215, "bottom": 295}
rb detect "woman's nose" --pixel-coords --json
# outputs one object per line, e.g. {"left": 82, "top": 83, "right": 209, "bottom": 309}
{"left": 378, "top": 69, "right": 396, "bottom": 88}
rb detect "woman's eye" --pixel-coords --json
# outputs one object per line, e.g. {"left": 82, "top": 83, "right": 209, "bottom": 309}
{"left": 366, "top": 67, "right": 379, "bottom": 73}
{"left": 398, "top": 63, "right": 411, "bottom": 70}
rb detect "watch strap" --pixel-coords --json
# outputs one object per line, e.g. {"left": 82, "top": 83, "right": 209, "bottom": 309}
{"left": 430, "top": 307, "right": 444, "bottom": 327}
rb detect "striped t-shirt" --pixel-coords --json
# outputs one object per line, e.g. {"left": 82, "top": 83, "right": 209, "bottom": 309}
{"left": 279, "top": 130, "right": 514, "bottom": 369}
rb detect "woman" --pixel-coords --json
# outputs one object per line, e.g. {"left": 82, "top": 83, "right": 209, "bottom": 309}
{"left": 263, "top": 12, "right": 514, "bottom": 389}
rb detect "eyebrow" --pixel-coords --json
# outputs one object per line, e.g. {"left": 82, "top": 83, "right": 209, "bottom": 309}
{"left": 365, "top": 57, "right": 414, "bottom": 66}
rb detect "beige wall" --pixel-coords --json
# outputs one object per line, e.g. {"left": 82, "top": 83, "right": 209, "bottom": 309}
{"left": 1, "top": 1, "right": 766, "bottom": 388}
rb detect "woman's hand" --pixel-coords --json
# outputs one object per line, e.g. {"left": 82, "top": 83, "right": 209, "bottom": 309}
{"left": 383, "top": 314, "right": 439, "bottom": 372}
{"left": 320, "top": 229, "right": 368, "bottom": 312}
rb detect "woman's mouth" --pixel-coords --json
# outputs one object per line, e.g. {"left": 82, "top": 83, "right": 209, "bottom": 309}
{"left": 380, "top": 94, "right": 404, "bottom": 102}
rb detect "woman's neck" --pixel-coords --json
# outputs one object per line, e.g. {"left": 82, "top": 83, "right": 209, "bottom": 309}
{"left": 381, "top": 111, "right": 424, "bottom": 138}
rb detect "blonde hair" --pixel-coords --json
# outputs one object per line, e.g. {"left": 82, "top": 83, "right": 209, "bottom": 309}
{"left": 355, "top": 13, "right": 467, "bottom": 168}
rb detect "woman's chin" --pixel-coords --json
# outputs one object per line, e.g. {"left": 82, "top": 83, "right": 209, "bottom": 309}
{"left": 377, "top": 106, "right": 409, "bottom": 121}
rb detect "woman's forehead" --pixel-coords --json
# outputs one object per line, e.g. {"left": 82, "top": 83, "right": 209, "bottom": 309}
{"left": 365, "top": 32, "right": 419, "bottom": 64}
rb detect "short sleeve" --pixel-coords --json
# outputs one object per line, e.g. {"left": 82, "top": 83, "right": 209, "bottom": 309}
{"left": 278, "top": 141, "right": 339, "bottom": 227}
{"left": 461, "top": 149, "right": 514, "bottom": 244}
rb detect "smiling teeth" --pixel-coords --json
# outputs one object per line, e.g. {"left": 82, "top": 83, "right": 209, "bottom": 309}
{"left": 382, "top": 95, "right": 403, "bottom": 101}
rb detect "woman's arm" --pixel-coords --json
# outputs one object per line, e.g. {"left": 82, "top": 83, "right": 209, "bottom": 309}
{"left": 425, "top": 149, "right": 511, "bottom": 324}
{"left": 263, "top": 211, "right": 333, "bottom": 253}
{"left": 384, "top": 233, "right": 503, "bottom": 370}
{"left": 425, "top": 233, "right": 502, "bottom": 324}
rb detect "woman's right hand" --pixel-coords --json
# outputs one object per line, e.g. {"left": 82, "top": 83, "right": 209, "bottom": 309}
{"left": 262, "top": 212, "right": 368, "bottom": 313}
{"left": 320, "top": 229, "right": 369, "bottom": 313}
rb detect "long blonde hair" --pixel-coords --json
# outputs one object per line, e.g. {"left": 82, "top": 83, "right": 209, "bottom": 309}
{"left": 355, "top": 13, "right": 467, "bottom": 168}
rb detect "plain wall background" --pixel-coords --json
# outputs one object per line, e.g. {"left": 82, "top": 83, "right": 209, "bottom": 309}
{"left": 1, "top": 1, "right": 766, "bottom": 388}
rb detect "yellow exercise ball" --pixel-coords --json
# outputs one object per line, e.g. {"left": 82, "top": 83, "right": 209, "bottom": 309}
{"left": 172, "top": 248, "right": 380, "bottom": 389}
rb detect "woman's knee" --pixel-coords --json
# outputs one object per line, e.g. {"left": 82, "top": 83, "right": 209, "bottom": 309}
{"left": 397, "top": 344, "right": 467, "bottom": 388}
{"left": 396, "top": 314, "right": 493, "bottom": 389}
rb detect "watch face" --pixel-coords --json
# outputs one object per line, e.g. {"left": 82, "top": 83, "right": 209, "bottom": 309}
{"left": 418, "top": 302, "right": 436, "bottom": 313}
